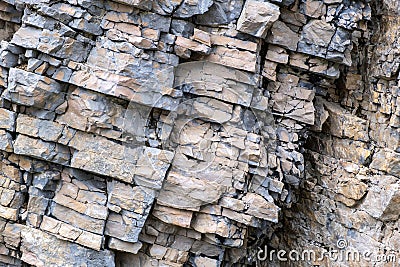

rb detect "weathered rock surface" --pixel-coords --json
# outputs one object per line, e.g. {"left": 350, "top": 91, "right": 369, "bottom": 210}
{"left": 0, "top": 0, "right": 397, "bottom": 266}
{"left": 237, "top": 0, "right": 280, "bottom": 38}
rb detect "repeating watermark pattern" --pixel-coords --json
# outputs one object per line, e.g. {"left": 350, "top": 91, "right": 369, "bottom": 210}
{"left": 257, "top": 239, "right": 397, "bottom": 263}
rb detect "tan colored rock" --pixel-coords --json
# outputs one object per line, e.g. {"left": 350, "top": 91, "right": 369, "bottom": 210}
{"left": 40, "top": 216, "right": 103, "bottom": 250}
{"left": 192, "top": 28, "right": 211, "bottom": 46}
{"left": 14, "top": 135, "right": 70, "bottom": 165}
{"left": 193, "top": 256, "right": 218, "bottom": 267}
{"left": 176, "top": 36, "right": 211, "bottom": 55}
{"left": 107, "top": 180, "right": 155, "bottom": 214}
{"left": 0, "top": 108, "right": 15, "bottom": 131}
{"left": 50, "top": 203, "right": 105, "bottom": 235}
{"left": 58, "top": 223, "right": 82, "bottom": 241}
{"left": 70, "top": 131, "right": 172, "bottom": 185}
{"left": 266, "top": 45, "right": 289, "bottom": 64}
{"left": 337, "top": 177, "right": 368, "bottom": 201}
{"left": 174, "top": 61, "right": 256, "bottom": 106}
{"left": 242, "top": 193, "right": 280, "bottom": 223}
{"left": 210, "top": 34, "right": 258, "bottom": 52}
{"left": 109, "top": 238, "right": 142, "bottom": 254}
{"left": 302, "top": 0, "right": 326, "bottom": 18}
{"left": 152, "top": 205, "right": 193, "bottom": 228}
{"left": 323, "top": 101, "right": 369, "bottom": 142}
{"left": 262, "top": 60, "right": 278, "bottom": 81}
{"left": 16, "top": 115, "right": 64, "bottom": 142}
{"left": 272, "top": 93, "right": 315, "bottom": 124}
{"left": 58, "top": 182, "right": 79, "bottom": 199}
{"left": 0, "top": 205, "right": 18, "bottom": 221}
{"left": 76, "top": 231, "right": 103, "bottom": 251}
{"left": 40, "top": 216, "right": 62, "bottom": 235}
{"left": 191, "top": 213, "right": 240, "bottom": 238}
{"left": 219, "top": 197, "right": 245, "bottom": 212}
{"left": 361, "top": 180, "right": 400, "bottom": 221}
{"left": 222, "top": 208, "right": 256, "bottom": 226}
{"left": 370, "top": 149, "right": 400, "bottom": 177}
{"left": 157, "top": 171, "right": 225, "bottom": 210}
{"left": 204, "top": 46, "right": 257, "bottom": 72}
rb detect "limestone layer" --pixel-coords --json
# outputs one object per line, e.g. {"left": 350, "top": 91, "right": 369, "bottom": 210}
{"left": 0, "top": 0, "right": 397, "bottom": 266}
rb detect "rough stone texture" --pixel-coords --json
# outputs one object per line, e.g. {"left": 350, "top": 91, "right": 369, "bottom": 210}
{"left": 0, "top": 0, "right": 398, "bottom": 266}
{"left": 237, "top": 0, "right": 280, "bottom": 38}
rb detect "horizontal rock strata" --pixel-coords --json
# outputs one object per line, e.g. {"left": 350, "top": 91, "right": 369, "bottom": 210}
{"left": 0, "top": 0, "right": 397, "bottom": 266}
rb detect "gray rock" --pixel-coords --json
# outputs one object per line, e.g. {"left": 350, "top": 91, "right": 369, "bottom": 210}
{"left": 152, "top": 0, "right": 183, "bottom": 15}
{"left": 298, "top": 19, "right": 336, "bottom": 58}
{"left": 0, "top": 108, "right": 16, "bottom": 131}
{"left": 111, "top": 0, "right": 152, "bottom": 10}
{"left": 14, "top": 135, "right": 70, "bottom": 165}
{"left": 171, "top": 19, "right": 195, "bottom": 38}
{"left": 0, "top": 130, "right": 13, "bottom": 152}
{"left": 327, "top": 27, "right": 352, "bottom": 65}
{"left": 20, "top": 227, "right": 115, "bottom": 267}
{"left": 173, "top": 0, "right": 214, "bottom": 18}
{"left": 237, "top": 0, "right": 280, "bottom": 38}
{"left": 195, "top": 0, "right": 244, "bottom": 25}
{"left": 3, "top": 68, "right": 65, "bottom": 111}
{"left": 32, "top": 171, "right": 60, "bottom": 191}
{"left": 0, "top": 49, "right": 18, "bottom": 68}
{"left": 68, "top": 18, "right": 103, "bottom": 36}
{"left": 140, "top": 12, "right": 171, "bottom": 32}
{"left": 266, "top": 20, "right": 300, "bottom": 51}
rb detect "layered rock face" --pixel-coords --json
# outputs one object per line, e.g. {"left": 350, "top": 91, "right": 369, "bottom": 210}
{"left": 275, "top": 1, "right": 400, "bottom": 266}
{"left": 0, "top": 0, "right": 397, "bottom": 266}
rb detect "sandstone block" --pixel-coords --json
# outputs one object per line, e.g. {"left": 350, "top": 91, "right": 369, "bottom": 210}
{"left": 108, "top": 238, "right": 142, "bottom": 254}
{"left": 175, "top": 36, "right": 211, "bottom": 55}
{"left": 191, "top": 213, "right": 239, "bottom": 238}
{"left": 152, "top": 205, "right": 193, "bottom": 228}
{"left": 16, "top": 115, "right": 64, "bottom": 142}
{"left": 50, "top": 203, "right": 105, "bottom": 235}
{"left": 107, "top": 180, "right": 155, "bottom": 214}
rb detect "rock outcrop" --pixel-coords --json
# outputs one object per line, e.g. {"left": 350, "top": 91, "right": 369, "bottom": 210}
{"left": 0, "top": 0, "right": 397, "bottom": 266}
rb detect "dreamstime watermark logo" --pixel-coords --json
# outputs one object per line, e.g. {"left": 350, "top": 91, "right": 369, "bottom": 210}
{"left": 257, "top": 239, "right": 397, "bottom": 263}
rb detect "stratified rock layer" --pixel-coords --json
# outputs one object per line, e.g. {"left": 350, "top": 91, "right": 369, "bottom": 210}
{"left": 0, "top": 0, "right": 397, "bottom": 267}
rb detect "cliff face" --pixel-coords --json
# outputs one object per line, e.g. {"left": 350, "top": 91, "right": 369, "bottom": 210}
{"left": 0, "top": 0, "right": 398, "bottom": 266}
{"left": 276, "top": 1, "right": 400, "bottom": 266}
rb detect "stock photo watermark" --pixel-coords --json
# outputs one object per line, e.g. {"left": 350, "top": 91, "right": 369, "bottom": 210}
{"left": 257, "top": 239, "right": 397, "bottom": 263}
